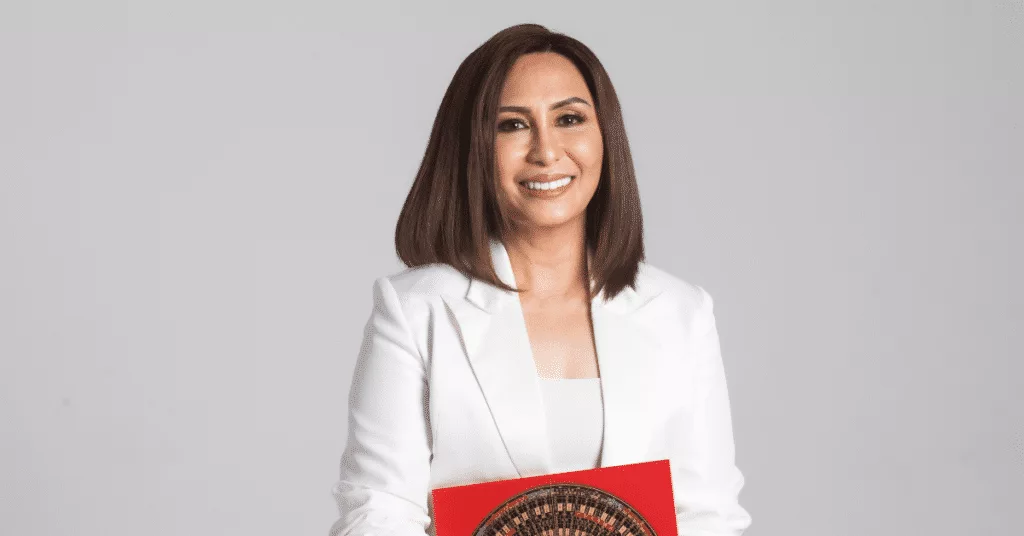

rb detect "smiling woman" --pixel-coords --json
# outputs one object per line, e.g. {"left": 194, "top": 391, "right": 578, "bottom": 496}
{"left": 392, "top": 24, "right": 643, "bottom": 300}
{"left": 330, "top": 23, "right": 752, "bottom": 536}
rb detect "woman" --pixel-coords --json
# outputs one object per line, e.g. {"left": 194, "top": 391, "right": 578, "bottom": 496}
{"left": 329, "top": 23, "right": 751, "bottom": 536}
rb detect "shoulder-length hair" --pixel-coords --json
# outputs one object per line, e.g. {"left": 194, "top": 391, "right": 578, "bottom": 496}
{"left": 394, "top": 23, "right": 644, "bottom": 301}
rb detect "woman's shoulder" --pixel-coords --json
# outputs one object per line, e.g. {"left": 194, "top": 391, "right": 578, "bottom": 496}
{"left": 361, "top": 263, "right": 471, "bottom": 327}
{"left": 377, "top": 262, "right": 472, "bottom": 301}
{"left": 635, "top": 261, "right": 715, "bottom": 323}
{"left": 637, "top": 261, "right": 710, "bottom": 304}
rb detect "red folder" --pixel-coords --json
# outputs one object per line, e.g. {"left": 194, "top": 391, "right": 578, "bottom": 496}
{"left": 431, "top": 459, "right": 677, "bottom": 536}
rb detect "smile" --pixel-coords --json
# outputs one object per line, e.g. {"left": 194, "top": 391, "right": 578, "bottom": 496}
{"left": 520, "top": 176, "right": 575, "bottom": 195}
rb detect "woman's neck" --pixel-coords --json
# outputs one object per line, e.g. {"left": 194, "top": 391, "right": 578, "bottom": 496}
{"left": 503, "top": 223, "right": 591, "bottom": 302}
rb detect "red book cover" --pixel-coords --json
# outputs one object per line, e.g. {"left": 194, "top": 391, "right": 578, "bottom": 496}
{"left": 431, "top": 459, "right": 678, "bottom": 536}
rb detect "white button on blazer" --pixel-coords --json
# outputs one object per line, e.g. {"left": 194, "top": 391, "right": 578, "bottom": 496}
{"left": 329, "top": 239, "right": 752, "bottom": 536}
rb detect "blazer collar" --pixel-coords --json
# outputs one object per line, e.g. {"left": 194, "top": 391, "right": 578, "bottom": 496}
{"left": 464, "top": 238, "right": 658, "bottom": 315}
{"left": 442, "top": 238, "right": 666, "bottom": 477}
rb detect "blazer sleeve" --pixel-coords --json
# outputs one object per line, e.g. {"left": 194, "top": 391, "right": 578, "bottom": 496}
{"left": 329, "top": 276, "right": 433, "bottom": 536}
{"left": 655, "top": 286, "right": 752, "bottom": 536}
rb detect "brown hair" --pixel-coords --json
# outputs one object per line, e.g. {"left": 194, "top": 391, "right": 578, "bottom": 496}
{"left": 394, "top": 23, "right": 644, "bottom": 300}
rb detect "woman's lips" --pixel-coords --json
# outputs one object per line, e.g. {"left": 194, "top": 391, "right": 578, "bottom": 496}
{"left": 519, "top": 175, "right": 575, "bottom": 197}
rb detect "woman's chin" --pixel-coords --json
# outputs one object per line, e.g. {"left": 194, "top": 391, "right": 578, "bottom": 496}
{"left": 511, "top": 211, "right": 587, "bottom": 232}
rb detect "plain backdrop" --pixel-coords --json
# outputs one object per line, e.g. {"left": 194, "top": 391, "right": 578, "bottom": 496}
{"left": 2, "top": 1, "right": 1021, "bottom": 535}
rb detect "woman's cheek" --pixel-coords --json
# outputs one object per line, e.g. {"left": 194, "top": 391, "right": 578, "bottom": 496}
{"left": 570, "top": 134, "right": 603, "bottom": 170}
{"left": 494, "top": 142, "right": 520, "bottom": 185}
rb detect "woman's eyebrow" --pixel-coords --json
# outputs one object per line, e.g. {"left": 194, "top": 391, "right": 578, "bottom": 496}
{"left": 498, "top": 96, "right": 592, "bottom": 114}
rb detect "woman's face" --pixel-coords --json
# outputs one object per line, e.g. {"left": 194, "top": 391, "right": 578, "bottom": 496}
{"left": 493, "top": 52, "right": 603, "bottom": 232}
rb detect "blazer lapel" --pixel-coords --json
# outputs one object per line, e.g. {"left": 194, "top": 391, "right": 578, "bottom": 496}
{"left": 441, "top": 239, "right": 552, "bottom": 478}
{"left": 591, "top": 293, "right": 664, "bottom": 468}
{"left": 441, "top": 238, "right": 664, "bottom": 478}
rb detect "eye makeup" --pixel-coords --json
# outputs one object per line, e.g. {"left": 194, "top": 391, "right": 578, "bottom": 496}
{"left": 497, "top": 112, "right": 589, "bottom": 132}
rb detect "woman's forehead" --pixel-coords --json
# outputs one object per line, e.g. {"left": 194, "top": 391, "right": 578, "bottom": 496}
{"left": 499, "top": 52, "right": 591, "bottom": 103}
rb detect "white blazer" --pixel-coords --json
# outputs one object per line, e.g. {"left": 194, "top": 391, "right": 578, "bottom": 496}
{"left": 329, "top": 239, "right": 752, "bottom": 536}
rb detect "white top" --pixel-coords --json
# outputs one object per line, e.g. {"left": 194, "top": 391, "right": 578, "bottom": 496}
{"left": 537, "top": 376, "right": 604, "bottom": 474}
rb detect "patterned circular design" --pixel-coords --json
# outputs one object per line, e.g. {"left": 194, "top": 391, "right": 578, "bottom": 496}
{"left": 472, "top": 483, "right": 657, "bottom": 536}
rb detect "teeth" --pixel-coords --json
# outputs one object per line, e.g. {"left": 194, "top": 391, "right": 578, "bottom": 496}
{"left": 524, "top": 176, "right": 574, "bottom": 190}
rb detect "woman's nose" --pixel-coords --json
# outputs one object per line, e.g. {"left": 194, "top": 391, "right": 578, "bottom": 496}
{"left": 527, "top": 124, "right": 562, "bottom": 166}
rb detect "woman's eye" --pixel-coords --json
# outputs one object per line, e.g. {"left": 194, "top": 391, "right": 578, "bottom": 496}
{"left": 497, "top": 119, "right": 527, "bottom": 132}
{"left": 559, "top": 114, "right": 585, "bottom": 126}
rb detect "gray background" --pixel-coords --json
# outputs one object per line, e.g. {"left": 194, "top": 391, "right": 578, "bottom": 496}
{"left": 2, "top": 1, "right": 1021, "bottom": 535}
